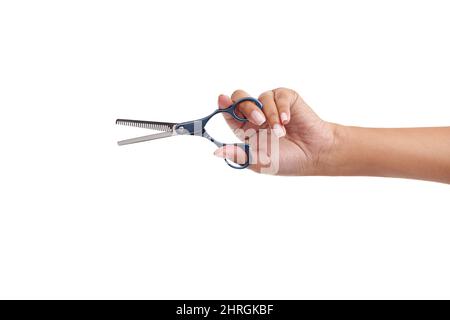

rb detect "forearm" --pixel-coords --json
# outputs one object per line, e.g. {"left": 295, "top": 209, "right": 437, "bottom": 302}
{"left": 319, "top": 125, "right": 450, "bottom": 183}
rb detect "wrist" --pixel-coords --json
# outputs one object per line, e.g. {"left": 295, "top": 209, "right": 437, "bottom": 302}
{"left": 312, "top": 123, "right": 350, "bottom": 176}
{"left": 314, "top": 124, "right": 393, "bottom": 177}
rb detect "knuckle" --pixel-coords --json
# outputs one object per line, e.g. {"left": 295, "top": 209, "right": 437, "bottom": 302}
{"left": 274, "top": 87, "right": 291, "bottom": 94}
{"left": 232, "top": 89, "right": 247, "bottom": 98}
{"left": 274, "top": 87, "right": 298, "bottom": 99}
{"left": 258, "top": 90, "right": 273, "bottom": 100}
{"left": 274, "top": 88, "right": 300, "bottom": 107}
{"left": 274, "top": 88, "right": 288, "bottom": 99}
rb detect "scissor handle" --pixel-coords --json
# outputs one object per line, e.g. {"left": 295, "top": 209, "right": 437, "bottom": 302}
{"left": 218, "top": 97, "right": 262, "bottom": 169}
{"left": 223, "top": 97, "right": 264, "bottom": 122}
{"left": 222, "top": 143, "right": 251, "bottom": 169}
{"left": 177, "top": 97, "right": 261, "bottom": 169}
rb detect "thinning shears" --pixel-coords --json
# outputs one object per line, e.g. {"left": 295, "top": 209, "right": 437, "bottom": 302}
{"left": 116, "top": 97, "right": 263, "bottom": 169}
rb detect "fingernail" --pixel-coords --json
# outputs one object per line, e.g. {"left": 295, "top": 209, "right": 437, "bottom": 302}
{"left": 214, "top": 148, "right": 225, "bottom": 158}
{"left": 217, "top": 94, "right": 228, "bottom": 109}
{"left": 251, "top": 110, "right": 266, "bottom": 125}
{"left": 273, "top": 124, "right": 285, "bottom": 138}
{"left": 280, "top": 112, "right": 289, "bottom": 124}
{"left": 214, "top": 147, "right": 234, "bottom": 161}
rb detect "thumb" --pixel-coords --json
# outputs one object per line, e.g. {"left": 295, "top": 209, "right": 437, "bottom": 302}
{"left": 213, "top": 145, "right": 248, "bottom": 165}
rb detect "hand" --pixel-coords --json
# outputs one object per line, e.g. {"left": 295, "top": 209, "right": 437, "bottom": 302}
{"left": 214, "top": 88, "right": 336, "bottom": 175}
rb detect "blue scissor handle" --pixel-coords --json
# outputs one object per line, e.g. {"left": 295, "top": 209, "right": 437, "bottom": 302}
{"left": 223, "top": 143, "right": 251, "bottom": 169}
{"left": 221, "top": 97, "right": 264, "bottom": 122}
{"left": 175, "top": 97, "right": 263, "bottom": 169}
{"left": 219, "top": 97, "right": 262, "bottom": 169}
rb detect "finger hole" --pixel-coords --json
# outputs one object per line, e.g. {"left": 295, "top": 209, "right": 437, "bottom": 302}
{"left": 234, "top": 101, "right": 265, "bottom": 125}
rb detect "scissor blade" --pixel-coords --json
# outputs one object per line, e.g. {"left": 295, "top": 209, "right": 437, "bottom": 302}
{"left": 117, "top": 131, "right": 176, "bottom": 146}
{"left": 116, "top": 119, "right": 176, "bottom": 132}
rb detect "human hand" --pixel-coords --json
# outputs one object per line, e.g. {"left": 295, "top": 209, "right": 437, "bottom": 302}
{"left": 214, "top": 88, "right": 336, "bottom": 175}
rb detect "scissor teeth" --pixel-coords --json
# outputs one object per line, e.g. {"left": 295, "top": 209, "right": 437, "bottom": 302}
{"left": 116, "top": 119, "right": 175, "bottom": 132}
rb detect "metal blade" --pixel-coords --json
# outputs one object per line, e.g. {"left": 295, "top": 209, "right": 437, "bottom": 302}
{"left": 116, "top": 119, "right": 176, "bottom": 132}
{"left": 117, "top": 130, "right": 177, "bottom": 146}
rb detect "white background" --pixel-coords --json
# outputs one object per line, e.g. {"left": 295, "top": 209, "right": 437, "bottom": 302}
{"left": 0, "top": 0, "right": 449, "bottom": 299}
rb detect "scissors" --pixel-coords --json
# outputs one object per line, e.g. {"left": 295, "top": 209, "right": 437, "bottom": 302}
{"left": 116, "top": 97, "right": 263, "bottom": 169}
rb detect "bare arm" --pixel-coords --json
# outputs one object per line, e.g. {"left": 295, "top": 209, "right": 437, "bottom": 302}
{"left": 319, "top": 126, "right": 450, "bottom": 183}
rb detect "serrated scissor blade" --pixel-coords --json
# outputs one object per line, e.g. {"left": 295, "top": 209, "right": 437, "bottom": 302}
{"left": 116, "top": 119, "right": 176, "bottom": 132}
{"left": 117, "top": 130, "right": 176, "bottom": 146}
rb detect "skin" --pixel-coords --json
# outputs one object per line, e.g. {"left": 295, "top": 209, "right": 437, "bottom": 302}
{"left": 214, "top": 88, "right": 450, "bottom": 184}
